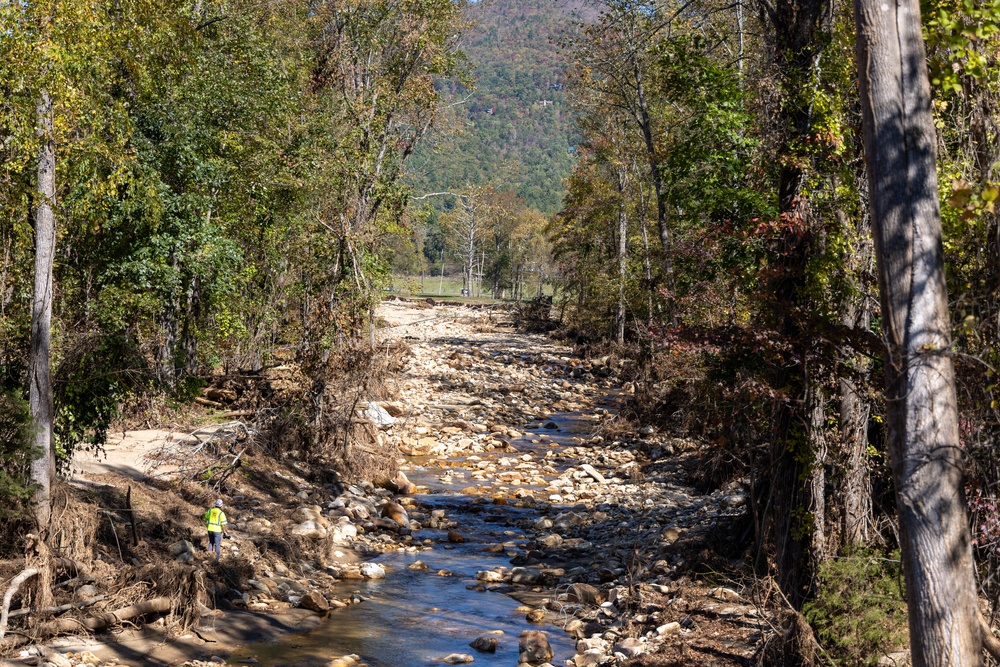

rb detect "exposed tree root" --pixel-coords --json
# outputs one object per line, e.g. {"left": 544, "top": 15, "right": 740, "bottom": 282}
{"left": 36, "top": 596, "right": 171, "bottom": 636}
{"left": 0, "top": 568, "right": 39, "bottom": 641}
{"left": 979, "top": 611, "right": 1000, "bottom": 660}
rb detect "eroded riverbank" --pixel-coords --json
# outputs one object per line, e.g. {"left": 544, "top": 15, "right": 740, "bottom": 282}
{"left": 13, "top": 300, "right": 763, "bottom": 667}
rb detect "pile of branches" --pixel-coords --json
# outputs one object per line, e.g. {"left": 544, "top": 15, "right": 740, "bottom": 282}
{"left": 144, "top": 421, "right": 256, "bottom": 490}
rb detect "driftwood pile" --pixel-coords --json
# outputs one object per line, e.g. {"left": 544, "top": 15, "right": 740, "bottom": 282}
{"left": 144, "top": 421, "right": 256, "bottom": 490}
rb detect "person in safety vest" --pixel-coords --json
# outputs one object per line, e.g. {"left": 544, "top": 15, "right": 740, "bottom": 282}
{"left": 204, "top": 499, "right": 228, "bottom": 560}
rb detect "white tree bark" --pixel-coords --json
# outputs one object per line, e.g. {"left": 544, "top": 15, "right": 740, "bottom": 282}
{"left": 30, "top": 89, "right": 56, "bottom": 530}
{"left": 615, "top": 167, "right": 627, "bottom": 344}
{"left": 853, "top": 1, "right": 982, "bottom": 663}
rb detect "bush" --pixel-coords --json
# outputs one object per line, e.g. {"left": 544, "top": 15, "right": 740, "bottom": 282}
{"left": 0, "top": 389, "right": 38, "bottom": 525}
{"left": 803, "top": 550, "right": 909, "bottom": 666}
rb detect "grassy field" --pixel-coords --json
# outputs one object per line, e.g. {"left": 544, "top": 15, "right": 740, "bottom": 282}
{"left": 388, "top": 275, "right": 553, "bottom": 303}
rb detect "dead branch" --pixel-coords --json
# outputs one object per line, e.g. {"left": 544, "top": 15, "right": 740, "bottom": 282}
{"left": 53, "top": 575, "right": 95, "bottom": 590}
{"left": 143, "top": 421, "right": 256, "bottom": 486}
{"left": 194, "top": 396, "right": 224, "bottom": 408}
{"left": 8, "top": 595, "right": 106, "bottom": 619}
{"left": 0, "top": 568, "right": 39, "bottom": 641}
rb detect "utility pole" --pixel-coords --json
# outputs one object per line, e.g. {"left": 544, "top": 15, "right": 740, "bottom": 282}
{"left": 438, "top": 248, "right": 445, "bottom": 296}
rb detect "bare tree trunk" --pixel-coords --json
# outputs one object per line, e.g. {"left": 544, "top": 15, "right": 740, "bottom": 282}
{"left": 631, "top": 55, "right": 672, "bottom": 292}
{"left": 637, "top": 179, "right": 654, "bottom": 322}
{"left": 839, "top": 371, "right": 871, "bottom": 545}
{"left": 839, "top": 290, "right": 873, "bottom": 547}
{"left": 182, "top": 275, "right": 200, "bottom": 375}
{"left": 854, "top": 0, "right": 982, "bottom": 662}
{"left": 30, "top": 89, "right": 56, "bottom": 531}
{"left": 808, "top": 383, "right": 827, "bottom": 565}
{"left": 616, "top": 169, "right": 627, "bottom": 344}
{"left": 755, "top": 0, "right": 827, "bottom": 608}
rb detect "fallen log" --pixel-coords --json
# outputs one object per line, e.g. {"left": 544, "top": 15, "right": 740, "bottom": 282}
{"left": 0, "top": 568, "right": 39, "bottom": 641}
{"left": 194, "top": 397, "right": 224, "bottom": 408}
{"left": 37, "top": 596, "right": 172, "bottom": 636}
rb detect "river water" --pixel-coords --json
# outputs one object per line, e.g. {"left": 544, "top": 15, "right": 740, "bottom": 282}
{"left": 229, "top": 408, "right": 605, "bottom": 667}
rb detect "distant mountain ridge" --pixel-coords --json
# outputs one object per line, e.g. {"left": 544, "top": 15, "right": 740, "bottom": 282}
{"left": 406, "top": 0, "right": 590, "bottom": 214}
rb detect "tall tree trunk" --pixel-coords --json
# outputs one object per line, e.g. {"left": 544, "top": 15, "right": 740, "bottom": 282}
{"left": 839, "top": 370, "right": 871, "bottom": 546}
{"left": 808, "top": 383, "right": 827, "bottom": 565}
{"left": 839, "top": 274, "right": 873, "bottom": 548}
{"left": 637, "top": 179, "right": 654, "bottom": 322}
{"left": 854, "top": 0, "right": 982, "bottom": 663}
{"left": 756, "top": 0, "right": 828, "bottom": 607}
{"left": 30, "top": 90, "right": 56, "bottom": 531}
{"left": 631, "top": 55, "right": 672, "bottom": 290}
{"left": 616, "top": 169, "right": 627, "bottom": 344}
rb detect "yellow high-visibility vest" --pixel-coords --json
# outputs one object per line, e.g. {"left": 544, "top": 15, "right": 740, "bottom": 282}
{"left": 205, "top": 507, "right": 228, "bottom": 533}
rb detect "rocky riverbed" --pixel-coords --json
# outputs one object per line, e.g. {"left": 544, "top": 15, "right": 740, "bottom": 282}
{"left": 17, "top": 300, "right": 766, "bottom": 667}
{"left": 226, "top": 300, "right": 766, "bottom": 667}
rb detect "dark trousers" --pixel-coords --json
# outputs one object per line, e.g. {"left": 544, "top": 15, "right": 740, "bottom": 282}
{"left": 208, "top": 531, "right": 222, "bottom": 559}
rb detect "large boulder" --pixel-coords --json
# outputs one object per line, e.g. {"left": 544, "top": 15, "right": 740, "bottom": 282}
{"left": 375, "top": 470, "right": 418, "bottom": 495}
{"left": 361, "top": 402, "right": 397, "bottom": 429}
{"left": 290, "top": 521, "right": 327, "bottom": 539}
{"left": 518, "top": 630, "right": 554, "bottom": 664}
{"left": 574, "top": 650, "right": 604, "bottom": 667}
{"left": 360, "top": 563, "right": 386, "bottom": 579}
{"left": 612, "top": 638, "right": 645, "bottom": 658}
{"left": 328, "top": 520, "right": 358, "bottom": 544}
{"left": 393, "top": 471, "right": 418, "bottom": 494}
{"left": 579, "top": 464, "right": 606, "bottom": 484}
{"left": 299, "top": 592, "right": 330, "bottom": 613}
{"left": 381, "top": 501, "right": 409, "bottom": 527}
{"left": 169, "top": 540, "right": 195, "bottom": 556}
{"left": 469, "top": 636, "right": 498, "bottom": 653}
{"left": 293, "top": 505, "right": 330, "bottom": 527}
{"left": 510, "top": 567, "right": 543, "bottom": 585}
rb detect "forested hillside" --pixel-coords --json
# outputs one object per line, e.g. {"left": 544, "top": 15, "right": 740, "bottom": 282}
{"left": 406, "top": 0, "right": 584, "bottom": 214}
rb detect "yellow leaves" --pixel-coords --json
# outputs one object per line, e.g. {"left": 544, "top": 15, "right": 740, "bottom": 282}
{"left": 949, "top": 178, "right": 973, "bottom": 209}
{"left": 947, "top": 178, "right": 998, "bottom": 220}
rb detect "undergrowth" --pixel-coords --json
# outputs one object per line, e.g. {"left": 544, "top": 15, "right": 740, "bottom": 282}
{"left": 802, "top": 550, "right": 908, "bottom": 666}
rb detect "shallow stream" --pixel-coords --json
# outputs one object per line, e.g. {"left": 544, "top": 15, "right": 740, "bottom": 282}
{"left": 230, "top": 408, "right": 606, "bottom": 667}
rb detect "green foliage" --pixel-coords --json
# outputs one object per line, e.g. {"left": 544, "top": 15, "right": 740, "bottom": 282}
{"left": 0, "top": 390, "right": 38, "bottom": 524}
{"left": 803, "top": 552, "right": 909, "bottom": 666}
{"left": 0, "top": 0, "right": 466, "bottom": 488}
{"left": 923, "top": 0, "right": 1000, "bottom": 92}
{"left": 53, "top": 333, "right": 150, "bottom": 459}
